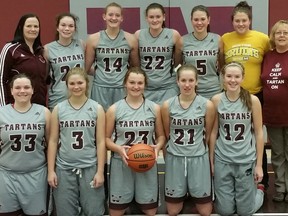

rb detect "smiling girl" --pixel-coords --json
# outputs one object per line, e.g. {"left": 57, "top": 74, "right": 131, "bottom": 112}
{"left": 210, "top": 62, "right": 265, "bottom": 215}
{"left": 44, "top": 13, "right": 85, "bottom": 110}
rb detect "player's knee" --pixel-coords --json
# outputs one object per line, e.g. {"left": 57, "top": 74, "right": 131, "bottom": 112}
{"left": 215, "top": 204, "right": 235, "bottom": 216}
{"left": 237, "top": 206, "right": 254, "bottom": 216}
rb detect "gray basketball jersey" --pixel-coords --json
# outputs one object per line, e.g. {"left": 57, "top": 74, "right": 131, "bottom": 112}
{"left": 112, "top": 98, "right": 156, "bottom": 158}
{"left": 56, "top": 99, "right": 98, "bottom": 169}
{"left": 182, "top": 32, "right": 221, "bottom": 98}
{"left": 0, "top": 104, "right": 46, "bottom": 172}
{"left": 94, "top": 30, "right": 130, "bottom": 87}
{"left": 46, "top": 39, "right": 85, "bottom": 109}
{"left": 215, "top": 92, "right": 256, "bottom": 164}
{"left": 138, "top": 28, "right": 176, "bottom": 90}
{"left": 166, "top": 95, "right": 208, "bottom": 157}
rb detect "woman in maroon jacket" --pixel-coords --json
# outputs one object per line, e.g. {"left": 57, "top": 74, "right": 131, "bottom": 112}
{"left": 0, "top": 13, "right": 47, "bottom": 106}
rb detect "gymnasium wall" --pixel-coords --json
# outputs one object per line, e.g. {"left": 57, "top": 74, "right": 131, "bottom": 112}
{"left": 0, "top": 0, "right": 287, "bottom": 49}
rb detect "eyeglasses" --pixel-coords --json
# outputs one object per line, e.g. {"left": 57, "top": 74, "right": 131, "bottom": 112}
{"left": 275, "top": 31, "right": 288, "bottom": 36}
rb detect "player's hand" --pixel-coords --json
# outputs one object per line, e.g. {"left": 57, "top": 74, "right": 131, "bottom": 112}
{"left": 48, "top": 171, "right": 58, "bottom": 188}
{"left": 118, "top": 145, "right": 131, "bottom": 165}
{"left": 91, "top": 172, "right": 104, "bottom": 188}
{"left": 254, "top": 165, "right": 263, "bottom": 183}
{"left": 150, "top": 144, "right": 159, "bottom": 160}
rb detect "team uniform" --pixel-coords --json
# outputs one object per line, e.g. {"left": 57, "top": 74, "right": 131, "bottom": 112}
{"left": 91, "top": 30, "right": 131, "bottom": 110}
{"left": 214, "top": 92, "right": 263, "bottom": 216}
{"left": 222, "top": 30, "right": 270, "bottom": 95}
{"left": 109, "top": 98, "right": 158, "bottom": 210}
{"left": 138, "top": 28, "right": 178, "bottom": 104}
{"left": 0, "top": 42, "right": 47, "bottom": 106}
{"left": 53, "top": 99, "right": 105, "bottom": 216}
{"left": 261, "top": 50, "right": 288, "bottom": 195}
{"left": 45, "top": 39, "right": 85, "bottom": 110}
{"left": 164, "top": 95, "right": 211, "bottom": 203}
{"left": 182, "top": 32, "right": 221, "bottom": 99}
{"left": 0, "top": 104, "right": 48, "bottom": 215}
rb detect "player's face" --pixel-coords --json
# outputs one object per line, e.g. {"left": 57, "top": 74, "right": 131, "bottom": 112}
{"left": 223, "top": 66, "right": 244, "bottom": 92}
{"left": 146, "top": 8, "right": 165, "bottom": 30}
{"left": 191, "top": 10, "right": 210, "bottom": 34}
{"left": 125, "top": 72, "right": 145, "bottom": 97}
{"left": 67, "top": 74, "right": 87, "bottom": 97}
{"left": 232, "top": 12, "right": 251, "bottom": 35}
{"left": 103, "top": 6, "right": 123, "bottom": 29}
{"left": 57, "top": 16, "right": 76, "bottom": 40}
{"left": 274, "top": 24, "right": 288, "bottom": 50}
{"left": 23, "top": 17, "right": 40, "bottom": 43}
{"left": 11, "top": 78, "right": 34, "bottom": 103}
{"left": 177, "top": 69, "right": 198, "bottom": 95}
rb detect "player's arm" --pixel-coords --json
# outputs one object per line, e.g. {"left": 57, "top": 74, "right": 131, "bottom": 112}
{"left": 209, "top": 94, "right": 220, "bottom": 175}
{"left": 154, "top": 104, "right": 166, "bottom": 157}
{"left": 47, "top": 106, "right": 60, "bottom": 188}
{"left": 204, "top": 100, "right": 216, "bottom": 146}
{"left": 85, "top": 33, "right": 99, "bottom": 75}
{"left": 44, "top": 107, "right": 51, "bottom": 146}
{"left": 218, "top": 37, "right": 225, "bottom": 71}
{"left": 174, "top": 36, "right": 183, "bottom": 68}
{"left": 105, "top": 104, "right": 130, "bottom": 164}
{"left": 251, "top": 95, "right": 264, "bottom": 183}
{"left": 0, "top": 44, "right": 14, "bottom": 106}
{"left": 93, "top": 104, "right": 106, "bottom": 188}
{"left": 161, "top": 100, "right": 170, "bottom": 139}
{"left": 172, "top": 29, "right": 182, "bottom": 67}
{"left": 125, "top": 32, "right": 140, "bottom": 67}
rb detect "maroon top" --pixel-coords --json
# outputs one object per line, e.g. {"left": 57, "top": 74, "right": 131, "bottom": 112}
{"left": 261, "top": 49, "right": 288, "bottom": 126}
{"left": 0, "top": 42, "right": 47, "bottom": 106}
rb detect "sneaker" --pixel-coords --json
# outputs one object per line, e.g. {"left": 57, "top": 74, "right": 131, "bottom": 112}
{"left": 272, "top": 192, "right": 285, "bottom": 202}
{"left": 257, "top": 184, "right": 265, "bottom": 192}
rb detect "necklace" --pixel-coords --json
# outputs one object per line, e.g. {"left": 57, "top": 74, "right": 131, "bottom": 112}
{"left": 68, "top": 98, "right": 88, "bottom": 110}
{"left": 225, "top": 92, "right": 240, "bottom": 103}
{"left": 178, "top": 94, "right": 197, "bottom": 109}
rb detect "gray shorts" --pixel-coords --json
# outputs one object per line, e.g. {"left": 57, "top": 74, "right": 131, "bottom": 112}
{"left": 214, "top": 158, "right": 263, "bottom": 215}
{"left": 91, "top": 85, "right": 125, "bottom": 111}
{"left": 53, "top": 165, "right": 105, "bottom": 216}
{"left": 165, "top": 152, "right": 212, "bottom": 203}
{"left": 0, "top": 166, "right": 47, "bottom": 215}
{"left": 144, "top": 85, "right": 179, "bottom": 104}
{"left": 109, "top": 157, "right": 158, "bottom": 210}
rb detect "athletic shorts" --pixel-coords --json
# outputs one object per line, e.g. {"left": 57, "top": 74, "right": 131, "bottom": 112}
{"left": 91, "top": 85, "right": 125, "bottom": 111}
{"left": 144, "top": 85, "right": 179, "bottom": 104}
{"left": 0, "top": 166, "right": 47, "bottom": 215}
{"left": 53, "top": 165, "right": 105, "bottom": 216}
{"left": 109, "top": 157, "right": 158, "bottom": 210}
{"left": 165, "top": 152, "right": 212, "bottom": 204}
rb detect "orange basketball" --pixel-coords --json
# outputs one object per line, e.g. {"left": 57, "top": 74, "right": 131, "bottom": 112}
{"left": 127, "top": 143, "right": 156, "bottom": 172}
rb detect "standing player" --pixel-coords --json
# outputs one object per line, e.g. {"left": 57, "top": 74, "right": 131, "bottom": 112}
{"left": 44, "top": 12, "right": 85, "bottom": 110}
{"left": 47, "top": 67, "right": 106, "bottom": 216}
{"left": 175, "top": 5, "right": 223, "bottom": 99}
{"left": 106, "top": 67, "right": 165, "bottom": 216}
{"left": 135, "top": 3, "right": 181, "bottom": 104}
{"left": 210, "top": 62, "right": 264, "bottom": 215}
{"left": 0, "top": 14, "right": 47, "bottom": 106}
{"left": 261, "top": 20, "right": 288, "bottom": 202}
{"left": 0, "top": 74, "right": 50, "bottom": 216}
{"left": 161, "top": 64, "right": 215, "bottom": 216}
{"left": 85, "top": 2, "right": 139, "bottom": 111}
{"left": 222, "top": 1, "right": 270, "bottom": 188}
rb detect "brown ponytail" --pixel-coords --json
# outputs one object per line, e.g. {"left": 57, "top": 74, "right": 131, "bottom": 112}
{"left": 239, "top": 87, "right": 252, "bottom": 111}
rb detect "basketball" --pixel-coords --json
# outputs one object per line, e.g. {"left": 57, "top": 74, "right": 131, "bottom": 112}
{"left": 127, "top": 143, "right": 156, "bottom": 172}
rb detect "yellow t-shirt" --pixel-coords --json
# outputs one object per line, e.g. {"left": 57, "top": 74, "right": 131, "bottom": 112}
{"left": 222, "top": 30, "right": 270, "bottom": 94}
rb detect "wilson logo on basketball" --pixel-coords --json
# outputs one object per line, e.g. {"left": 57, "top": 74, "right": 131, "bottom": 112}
{"left": 133, "top": 153, "right": 153, "bottom": 159}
